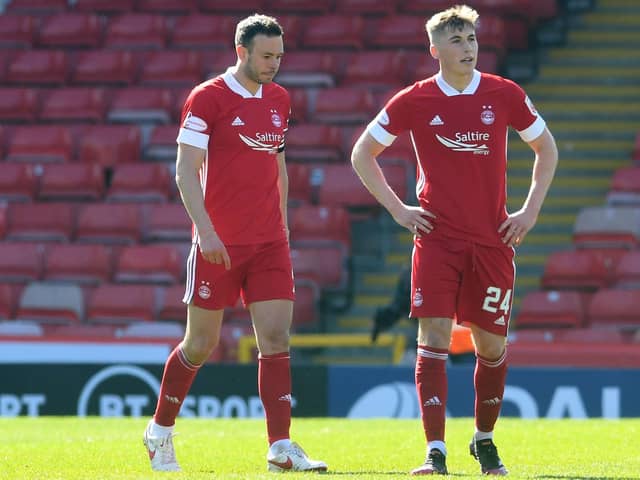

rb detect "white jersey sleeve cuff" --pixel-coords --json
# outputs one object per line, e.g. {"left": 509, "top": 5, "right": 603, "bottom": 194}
{"left": 177, "top": 128, "right": 209, "bottom": 150}
{"left": 518, "top": 116, "right": 546, "bottom": 143}
{"left": 366, "top": 120, "right": 397, "bottom": 147}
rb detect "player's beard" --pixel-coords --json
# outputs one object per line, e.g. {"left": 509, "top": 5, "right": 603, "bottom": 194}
{"left": 243, "top": 57, "right": 275, "bottom": 85}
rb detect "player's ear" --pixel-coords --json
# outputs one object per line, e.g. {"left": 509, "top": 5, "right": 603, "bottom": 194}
{"left": 236, "top": 44, "right": 248, "bottom": 62}
{"left": 429, "top": 44, "right": 439, "bottom": 60}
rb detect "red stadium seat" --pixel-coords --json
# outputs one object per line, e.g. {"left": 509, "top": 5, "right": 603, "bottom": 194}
{"left": 553, "top": 328, "right": 629, "bottom": 344}
{"left": 108, "top": 87, "right": 173, "bottom": 124}
{"left": 289, "top": 204, "right": 351, "bottom": 249}
{"left": 342, "top": 51, "right": 407, "bottom": 90}
{"left": 0, "top": 203, "right": 6, "bottom": 239}
{"left": 171, "top": 14, "right": 236, "bottom": 50}
{"left": 276, "top": 52, "right": 337, "bottom": 88}
{"left": 334, "top": 0, "right": 398, "bottom": 16}
{"left": 267, "top": 0, "right": 332, "bottom": 14}
{"left": 291, "top": 245, "right": 348, "bottom": 290}
{"left": 612, "top": 250, "right": 640, "bottom": 288}
{"left": 301, "top": 15, "right": 364, "bottom": 50}
{"left": 49, "top": 324, "right": 117, "bottom": 338}
{"left": 313, "top": 87, "right": 375, "bottom": 124}
{"left": 0, "top": 14, "right": 36, "bottom": 48}
{"left": 607, "top": 166, "right": 640, "bottom": 206}
{"left": 634, "top": 130, "right": 640, "bottom": 163}
{"left": 201, "top": 50, "right": 236, "bottom": 80}
{"left": 0, "top": 243, "right": 45, "bottom": 283}
{"left": 587, "top": 288, "right": 640, "bottom": 331}
{"left": 106, "top": 163, "right": 171, "bottom": 202}
{"left": 0, "top": 87, "right": 39, "bottom": 122}
{"left": 76, "top": 203, "right": 140, "bottom": 244}
{"left": 136, "top": 0, "right": 197, "bottom": 13}
{"left": 104, "top": 14, "right": 167, "bottom": 49}
{"left": 0, "top": 283, "right": 19, "bottom": 319}
{"left": 573, "top": 206, "right": 640, "bottom": 249}
{"left": 40, "top": 88, "right": 106, "bottom": 123}
{"left": 516, "top": 290, "right": 586, "bottom": 329}
{"left": 286, "top": 124, "right": 343, "bottom": 163}
{"left": 144, "top": 124, "right": 178, "bottom": 161}
{"left": 0, "top": 163, "right": 37, "bottom": 201}
{"left": 15, "top": 282, "right": 84, "bottom": 325}
{"left": 73, "top": 0, "right": 135, "bottom": 14}
{"left": 87, "top": 284, "right": 157, "bottom": 325}
{"left": 276, "top": 15, "right": 302, "bottom": 51}
{"left": 77, "top": 124, "right": 140, "bottom": 166}
{"left": 6, "top": 50, "right": 68, "bottom": 85}
{"left": 38, "top": 163, "right": 104, "bottom": 201}
{"left": 144, "top": 203, "right": 191, "bottom": 242}
{"left": 199, "top": 0, "right": 265, "bottom": 14}
{"left": 6, "top": 202, "right": 75, "bottom": 242}
{"left": 218, "top": 321, "right": 253, "bottom": 362}
{"left": 286, "top": 163, "right": 312, "bottom": 205}
{"left": 5, "top": 0, "right": 68, "bottom": 13}
{"left": 114, "top": 245, "right": 182, "bottom": 284}
{"left": 288, "top": 88, "right": 308, "bottom": 124}
{"left": 367, "top": 16, "right": 427, "bottom": 49}
{"left": 38, "top": 13, "right": 102, "bottom": 48}
{"left": 158, "top": 284, "right": 186, "bottom": 323}
{"left": 377, "top": 131, "right": 416, "bottom": 165}
{"left": 291, "top": 278, "right": 320, "bottom": 330}
{"left": 73, "top": 50, "right": 136, "bottom": 85}
{"left": 139, "top": 51, "right": 203, "bottom": 87}
{"left": 5, "top": 125, "right": 73, "bottom": 163}
{"left": 541, "top": 249, "right": 618, "bottom": 291}
{"left": 43, "top": 243, "right": 112, "bottom": 285}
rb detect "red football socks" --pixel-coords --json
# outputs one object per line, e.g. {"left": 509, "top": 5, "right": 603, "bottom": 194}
{"left": 474, "top": 350, "right": 507, "bottom": 432}
{"left": 416, "top": 345, "right": 449, "bottom": 442}
{"left": 259, "top": 352, "right": 292, "bottom": 445}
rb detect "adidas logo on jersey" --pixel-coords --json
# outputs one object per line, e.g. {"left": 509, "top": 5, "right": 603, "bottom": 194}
{"left": 231, "top": 116, "right": 245, "bottom": 126}
{"left": 423, "top": 396, "right": 442, "bottom": 407}
{"left": 429, "top": 115, "right": 444, "bottom": 126}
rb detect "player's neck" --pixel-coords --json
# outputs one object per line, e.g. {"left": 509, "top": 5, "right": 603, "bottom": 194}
{"left": 230, "top": 67, "right": 260, "bottom": 96}
{"left": 440, "top": 70, "right": 474, "bottom": 93}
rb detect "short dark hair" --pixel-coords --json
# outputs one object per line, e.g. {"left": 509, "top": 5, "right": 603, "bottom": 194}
{"left": 235, "top": 14, "right": 283, "bottom": 50}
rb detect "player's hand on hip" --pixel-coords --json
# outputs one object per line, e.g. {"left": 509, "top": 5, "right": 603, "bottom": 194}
{"left": 498, "top": 208, "right": 537, "bottom": 247}
{"left": 198, "top": 231, "right": 231, "bottom": 270}
{"left": 393, "top": 205, "right": 436, "bottom": 237}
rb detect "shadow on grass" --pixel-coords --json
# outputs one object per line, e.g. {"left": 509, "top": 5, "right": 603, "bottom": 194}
{"left": 537, "top": 476, "right": 638, "bottom": 480}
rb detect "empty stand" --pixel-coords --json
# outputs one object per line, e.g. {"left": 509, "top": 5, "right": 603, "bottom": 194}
{"left": 573, "top": 206, "right": 640, "bottom": 249}
{"left": 268, "top": 0, "right": 332, "bottom": 14}
{"left": 5, "top": 0, "right": 68, "bottom": 14}
{"left": 367, "top": 16, "right": 428, "bottom": 49}
{"left": 0, "top": 163, "right": 37, "bottom": 201}
{"left": 114, "top": 245, "right": 182, "bottom": 284}
{"left": 312, "top": 87, "right": 375, "bottom": 124}
{"left": 87, "top": 283, "right": 157, "bottom": 325}
{"left": 0, "top": 320, "right": 43, "bottom": 336}
{"left": 516, "top": 290, "right": 586, "bottom": 329}
{"left": 6, "top": 202, "right": 75, "bottom": 242}
{"left": 286, "top": 124, "right": 343, "bottom": 163}
{"left": 108, "top": 87, "right": 173, "bottom": 124}
{"left": 49, "top": 324, "right": 117, "bottom": 338}
{"left": 292, "top": 278, "right": 320, "bottom": 330}
{"left": 77, "top": 124, "right": 140, "bottom": 166}
{"left": 607, "top": 166, "right": 640, "bottom": 206}
{"left": 199, "top": 0, "right": 265, "bottom": 14}
{"left": 290, "top": 245, "right": 348, "bottom": 291}
{"left": 136, "top": 0, "right": 198, "bottom": 14}
{"left": 76, "top": 203, "right": 140, "bottom": 244}
{"left": 587, "top": 288, "right": 640, "bottom": 331}
{"left": 106, "top": 163, "right": 171, "bottom": 202}
{"left": 302, "top": 15, "right": 364, "bottom": 50}
{"left": 0, "top": 283, "right": 17, "bottom": 319}
{"left": 289, "top": 204, "right": 351, "bottom": 248}
{"left": 0, "top": 87, "right": 39, "bottom": 122}
{"left": 276, "top": 52, "right": 337, "bottom": 88}
{"left": 73, "top": 50, "right": 136, "bottom": 85}
{"left": 143, "top": 203, "right": 191, "bottom": 242}
{"left": 218, "top": 322, "right": 254, "bottom": 362}
{"left": 38, "top": 163, "right": 104, "bottom": 201}
{"left": 612, "top": 250, "right": 640, "bottom": 288}
{"left": 104, "top": 14, "right": 167, "bottom": 49}
{"left": 334, "top": 0, "right": 398, "bottom": 16}
{"left": 0, "top": 14, "right": 36, "bottom": 48}
{"left": 157, "top": 284, "right": 186, "bottom": 323}
{"left": 139, "top": 51, "right": 203, "bottom": 87}
{"left": 73, "top": 0, "right": 136, "bottom": 14}
{"left": 5, "top": 125, "right": 73, "bottom": 163}
{"left": 0, "top": 243, "right": 44, "bottom": 283}
{"left": 6, "top": 50, "right": 68, "bottom": 85}
{"left": 118, "top": 321, "right": 184, "bottom": 339}
{"left": 43, "top": 243, "right": 111, "bottom": 285}
{"left": 15, "top": 282, "right": 84, "bottom": 325}
{"left": 171, "top": 14, "right": 236, "bottom": 50}
{"left": 144, "top": 124, "right": 178, "bottom": 161}
{"left": 540, "top": 249, "right": 623, "bottom": 291}
{"left": 286, "top": 163, "right": 311, "bottom": 205}
{"left": 40, "top": 88, "right": 106, "bottom": 123}
{"left": 342, "top": 51, "right": 407, "bottom": 90}
{"left": 38, "top": 13, "right": 102, "bottom": 48}
{"left": 288, "top": 88, "right": 308, "bottom": 124}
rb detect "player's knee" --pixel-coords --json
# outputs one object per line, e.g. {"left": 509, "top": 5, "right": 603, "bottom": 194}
{"left": 256, "top": 328, "right": 289, "bottom": 355}
{"left": 182, "top": 336, "right": 219, "bottom": 364}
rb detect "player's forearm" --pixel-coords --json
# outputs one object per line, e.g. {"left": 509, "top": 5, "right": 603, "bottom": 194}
{"left": 522, "top": 134, "right": 558, "bottom": 216}
{"left": 351, "top": 148, "right": 404, "bottom": 217}
{"left": 175, "top": 167, "right": 216, "bottom": 239}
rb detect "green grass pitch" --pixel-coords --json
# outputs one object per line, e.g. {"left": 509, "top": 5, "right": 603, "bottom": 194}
{"left": 1, "top": 417, "right": 639, "bottom": 479}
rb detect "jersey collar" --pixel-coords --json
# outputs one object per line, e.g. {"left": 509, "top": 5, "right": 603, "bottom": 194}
{"left": 223, "top": 68, "right": 263, "bottom": 99}
{"left": 435, "top": 69, "right": 481, "bottom": 96}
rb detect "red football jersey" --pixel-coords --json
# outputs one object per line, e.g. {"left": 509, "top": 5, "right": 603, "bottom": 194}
{"left": 177, "top": 69, "right": 290, "bottom": 245}
{"left": 367, "top": 70, "right": 545, "bottom": 247}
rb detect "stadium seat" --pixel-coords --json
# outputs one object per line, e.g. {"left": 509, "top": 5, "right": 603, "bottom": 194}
{"left": 553, "top": 328, "right": 628, "bottom": 344}
{"left": 73, "top": 0, "right": 135, "bottom": 14}
{"left": 104, "top": 14, "right": 167, "bottom": 49}
{"left": 5, "top": 125, "right": 73, "bottom": 163}
{"left": 157, "top": 284, "right": 186, "bottom": 323}
{"left": 0, "top": 204, "right": 6, "bottom": 239}
{"left": 143, "top": 203, "right": 191, "bottom": 242}
{"left": 114, "top": 245, "right": 182, "bottom": 284}
{"left": 275, "top": 52, "right": 337, "bottom": 88}
{"left": 139, "top": 51, "right": 203, "bottom": 87}
{"left": 40, "top": 87, "right": 106, "bottom": 123}
{"left": 334, "top": 0, "right": 398, "bottom": 15}
{"left": 289, "top": 204, "right": 351, "bottom": 249}
{"left": 199, "top": 0, "right": 265, "bottom": 14}
{"left": 301, "top": 15, "right": 364, "bottom": 49}
{"left": 87, "top": 283, "right": 157, "bottom": 325}
{"left": 107, "top": 87, "right": 173, "bottom": 124}
{"left": 171, "top": 14, "right": 236, "bottom": 50}
{"left": 0, "top": 243, "right": 44, "bottom": 283}
{"left": 633, "top": 130, "right": 640, "bottom": 163}
{"left": 540, "top": 249, "right": 620, "bottom": 291}
{"left": 201, "top": 50, "right": 236, "bottom": 80}
{"left": 48, "top": 324, "right": 117, "bottom": 338}
{"left": 286, "top": 163, "right": 312, "bottom": 205}
{"left": 342, "top": 51, "right": 407, "bottom": 90}
{"left": 0, "top": 320, "right": 43, "bottom": 337}
{"left": 77, "top": 124, "right": 141, "bottom": 166}
{"left": 144, "top": 124, "right": 178, "bottom": 161}
{"left": 291, "top": 277, "right": 320, "bottom": 330}
{"left": 38, "top": 163, "right": 104, "bottom": 201}
{"left": 6, "top": 202, "right": 75, "bottom": 242}
{"left": 312, "top": 87, "right": 375, "bottom": 124}
{"left": 6, "top": 50, "right": 68, "bottom": 85}
{"left": 106, "top": 163, "right": 171, "bottom": 203}
{"left": 75, "top": 203, "right": 140, "bottom": 244}
{"left": 73, "top": 50, "right": 136, "bottom": 85}
{"left": 516, "top": 290, "right": 586, "bottom": 329}
{"left": 288, "top": 88, "right": 308, "bottom": 124}
{"left": 38, "top": 13, "right": 102, "bottom": 48}
{"left": 218, "top": 321, "right": 253, "bottom": 362}
{"left": 267, "top": 0, "right": 332, "bottom": 14}
{"left": 290, "top": 245, "right": 348, "bottom": 290}
{"left": 612, "top": 250, "right": 640, "bottom": 288}
{"left": 275, "top": 15, "right": 303, "bottom": 51}
{"left": 586, "top": 288, "right": 640, "bottom": 331}
{"left": 0, "top": 163, "right": 37, "bottom": 201}
{"left": 15, "top": 282, "right": 85, "bottom": 325}
{"left": 0, "top": 283, "right": 18, "bottom": 319}
{"left": 607, "top": 166, "right": 640, "bottom": 206}
{"left": 118, "top": 320, "right": 184, "bottom": 339}
{"left": 136, "top": 0, "right": 197, "bottom": 14}
{"left": 286, "top": 124, "right": 343, "bottom": 163}
{"left": 573, "top": 206, "right": 640, "bottom": 249}
{"left": 377, "top": 131, "right": 416, "bottom": 165}
{"left": 0, "top": 87, "right": 39, "bottom": 122}
{"left": 367, "top": 16, "right": 428, "bottom": 49}
{"left": 0, "top": 14, "right": 36, "bottom": 48}
{"left": 5, "top": 0, "right": 68, "bottom": 14}
{"left": 43, "top": 243, "right": 112, "bottom": 285}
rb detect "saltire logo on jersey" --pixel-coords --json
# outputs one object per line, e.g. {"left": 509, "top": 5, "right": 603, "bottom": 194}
{"left": 238, "top": 133, "right": 282, "bottom": 154}
{"left": 435, "top": 133, "right": 490, "bottom": 155}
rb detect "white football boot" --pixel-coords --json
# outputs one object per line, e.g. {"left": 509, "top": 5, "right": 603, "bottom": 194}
{"left": 143, "top": 420, "right": 181, "bottom": 472}
{"left": 267, "top": 441, "right": 328, "bottom": 473}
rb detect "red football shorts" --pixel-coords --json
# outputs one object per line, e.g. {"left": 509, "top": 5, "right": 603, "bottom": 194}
{"left": 410, "top": 235, "right": 515, "bottom": 336}
{"left": 183, "top": 239, "right": 295, "bottom": 310}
